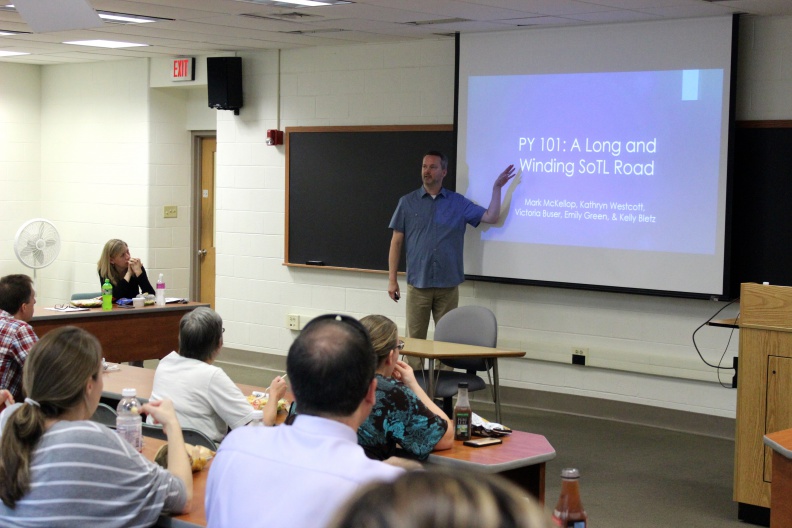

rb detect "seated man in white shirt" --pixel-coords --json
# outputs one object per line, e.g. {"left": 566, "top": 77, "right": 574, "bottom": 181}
{"left": 148, "top": 307, "right": 286, "bottom": 443}
{"left": 206, "top": 314, "right": 404, "bottom": 528}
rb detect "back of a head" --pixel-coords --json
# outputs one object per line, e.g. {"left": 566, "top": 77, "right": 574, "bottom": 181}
{"left": 328, "top": 469, "right": 555, "bottom": 528}
{"left": 179, "top": 307, "right": 223, "bottom": 362}
{"left": 286, "top": 314, "right": 375, "bottom": 417}
{"left": 0, "top": 326, "right": 103, "bottom": 508}
{"left": 359, "top": 314, "right": 398, "bottom": 366}
{"left": 0, "top": 274, "right": 33, "bottom": 315}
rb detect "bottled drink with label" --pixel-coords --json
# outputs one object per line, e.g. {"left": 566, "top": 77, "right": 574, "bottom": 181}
{"left": 453, "top": 382, "right": 472, "bottom": 441}
{"left": 116, "top": 388, "right": 143, "bottom": 452}
{"left": 250, "top": 409, "right": 264, "bottom": 426}
{"left": 155, "top": 273, "right": 166, "bottom": 306}
{"left": 102, "top": 278, "right": 113, "bottom": 311}
{"left": 552, "top": 468, "right": 588, "bottom": 528}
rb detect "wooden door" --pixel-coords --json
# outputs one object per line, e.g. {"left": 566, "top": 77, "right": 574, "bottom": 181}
{"left": 199, "top": 137, "right": 216, "bottom": 308}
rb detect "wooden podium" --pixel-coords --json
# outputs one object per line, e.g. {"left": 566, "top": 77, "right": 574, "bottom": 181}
{"left": 735, "top": 283, "right": 792, "bottom": 522}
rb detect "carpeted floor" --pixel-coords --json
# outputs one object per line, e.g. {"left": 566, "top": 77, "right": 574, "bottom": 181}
{"left": 499, "top": 407, "right": 744, "bottom": 527}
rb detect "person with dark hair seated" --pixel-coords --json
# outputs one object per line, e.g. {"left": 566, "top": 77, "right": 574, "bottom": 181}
{"left": 358, "top": 314, "right": 453, "bottom": 462}
{"left": 149, "top": 307, "right": 286, "bottom": 443}
{"left": 0, "top": 326, "right": 192, "bottom": 526}
{"left": 206, "top": 314, "right": 403, "bottom": 528}
{"left": 328, "top": 468, "right": 555, "bottom": 528}
{"left": 0, "top": 274, "right": 37, "bottom": 402}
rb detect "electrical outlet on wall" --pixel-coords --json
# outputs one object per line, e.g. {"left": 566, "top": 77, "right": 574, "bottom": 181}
{"left": 287, "top": 314, "right": 300, "bottom": 330}
{"left": 572, "top": 347, "right": 588, "bottom": 366}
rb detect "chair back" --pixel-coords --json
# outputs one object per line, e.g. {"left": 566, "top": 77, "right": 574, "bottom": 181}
{"left": 434, "top": 305, "right": 497, "bottom": 372}
{"left": 90, "top": 402, "right": 118, "bottom": 428}
{"left": 142, "top": 422, "right": 217, "bottom": 451}
{"left": 71, "top": 292, "right": 102, "bottom": 300}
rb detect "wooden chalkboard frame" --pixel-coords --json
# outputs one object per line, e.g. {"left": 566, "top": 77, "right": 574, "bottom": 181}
{"left": 285, "top": 125, "right": 455, "bottom": 273}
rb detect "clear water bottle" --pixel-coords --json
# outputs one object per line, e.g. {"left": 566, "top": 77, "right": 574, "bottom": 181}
{"left": 250, "top": 409, "right": 264, "bottom": 426}
{"left": 155, "top": 273, "right": 166, "bottom": 306}
{"left": 102, "top": 278, "right": 113, "bottom": 311}
{"left": 116, "top": 388, "right": 143, "bottom": 452}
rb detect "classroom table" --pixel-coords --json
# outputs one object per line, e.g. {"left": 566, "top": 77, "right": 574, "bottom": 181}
{"left": 143, "top": 430, "right": 555, "bottom": 527}
{"left": 30, "top": 302, "right": 209, "bottom": 364}
{"left": 102, "top": 363, "right": 267, "bottom": 404}
{"left": 399, "top": 337, "right": 526, "bottom": 423}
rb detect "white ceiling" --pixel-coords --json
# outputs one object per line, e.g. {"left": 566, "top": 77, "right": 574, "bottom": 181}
{"left": 0, "top": 0, "right": 790, "bottom": 65}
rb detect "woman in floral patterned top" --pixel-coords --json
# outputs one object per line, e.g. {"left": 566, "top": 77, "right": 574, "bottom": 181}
{"left": 357, "top": 315, "right": 454, "bottom": 462}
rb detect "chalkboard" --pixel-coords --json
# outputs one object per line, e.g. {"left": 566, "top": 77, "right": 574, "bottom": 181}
{"left": 286, "top": 125, "right": 455, "bottom": 272}
{"left": 729, "top": 121, "right": 792, "bottom": 295}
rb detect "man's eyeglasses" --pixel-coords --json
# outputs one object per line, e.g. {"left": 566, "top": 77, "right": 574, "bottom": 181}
{"left": 396, "top": 340, "right": 405, "bottom": 351}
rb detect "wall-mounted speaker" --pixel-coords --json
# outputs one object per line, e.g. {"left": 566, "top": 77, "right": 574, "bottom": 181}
{"left": 207, "top": 57, "right": 243, "bottom": 114}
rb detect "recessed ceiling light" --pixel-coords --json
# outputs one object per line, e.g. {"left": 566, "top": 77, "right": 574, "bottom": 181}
{"left": 63, "top": 39, "right": 148, "bottom": 48}
{"left": 0, "top": 50, "right": 28, "bottom": 56}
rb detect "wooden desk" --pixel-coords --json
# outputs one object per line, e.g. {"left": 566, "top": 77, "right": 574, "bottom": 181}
{"left": 429, "top": 430, "right": 555, "bottom": 503}
{"left": 30, "top": 302, "right": 209, "bottom": 364}
{"left": 143, "top": 429, "right": 555, "bottom": 527}
{"left": 764, "top": 429, "right": 792, "bottom": 528}
{"left": 102, "top": 364, "right": 266, "bottom": 403}
{"left": 400, "top": 337, "right": 526, "bottom": 423}
{"left": 143, "top": 437, "right": 209, "bottom": 527}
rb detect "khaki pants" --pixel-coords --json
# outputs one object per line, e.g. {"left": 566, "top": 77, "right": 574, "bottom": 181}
{"left": 404, "top": 284, "right": 459, "bottom": 371}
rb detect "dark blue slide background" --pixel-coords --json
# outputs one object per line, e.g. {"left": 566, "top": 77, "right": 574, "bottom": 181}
{"left": 463, "top": 69, "right": 724, "bottom": 255}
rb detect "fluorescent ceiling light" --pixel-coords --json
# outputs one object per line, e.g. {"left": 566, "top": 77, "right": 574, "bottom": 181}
{"left": 237, "top": 0, "right": 351, "bottom": 6}
{"left": 97, "top": 11, "right": 172, "bottom": 24}
{"left": 0, "top": 29, "right": 24, "bottom": 35}
{"left": 0, "top": 50, "right": 28, "bottom": 56}
{"left": 63, "top": 39, "right": 148, "bottom": 48}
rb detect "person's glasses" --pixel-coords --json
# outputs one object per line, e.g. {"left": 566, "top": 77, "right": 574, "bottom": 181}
{"left": 396, "top": 340, "right": 405, "bottom": 351}
{"left": 222, "top": 328, "right": 226, "bottom": 333}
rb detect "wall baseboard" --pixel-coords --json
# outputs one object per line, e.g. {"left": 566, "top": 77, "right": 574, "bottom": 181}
{"left": 215, "top": 347, "right": 735, "bottom": 440}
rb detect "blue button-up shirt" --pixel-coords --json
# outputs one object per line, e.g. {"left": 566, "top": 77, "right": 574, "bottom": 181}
{"left": 389, "top": 187, "right": 486, "bottom": 288}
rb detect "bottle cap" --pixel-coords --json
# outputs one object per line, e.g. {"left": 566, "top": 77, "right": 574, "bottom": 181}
{"left": 561, "top": 468, "right": 580, "bottom": 479}
{"left": 458, "top": 382, "right": 469, "bottom": 388}
{"left": 121, "top": 388, "right": 137, "bottom": 397}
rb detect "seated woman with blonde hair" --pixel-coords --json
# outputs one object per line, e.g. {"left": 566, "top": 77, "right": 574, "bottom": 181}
{"left": 97, "top": 238, "right": 155, "bottom": 300}
{"left": 328, "top": 469, "right": 554, "bottom": 528}
{"left": 357, "top": 315, "right": 453, "bottom": 462}
{"left": 0, "top": 326, "right": 192, "bottom": 526}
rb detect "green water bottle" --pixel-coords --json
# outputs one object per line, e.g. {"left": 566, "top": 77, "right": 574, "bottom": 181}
{"left": 102, "top": 279, "right": 113, "bottom": 311}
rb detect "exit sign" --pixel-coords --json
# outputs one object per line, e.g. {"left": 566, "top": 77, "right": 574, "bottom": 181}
{"left": 171, "top": 57, "right": 195, "bottom": 82}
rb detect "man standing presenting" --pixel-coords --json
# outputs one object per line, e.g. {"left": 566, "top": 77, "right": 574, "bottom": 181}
{"left": 205, "top": 314, "right": 403, "bottom": 527}
{"left": 0, "top": 274, "right": 38, "bottom": 401}
{"left": 388, "top": 151, "right": 515, "bottom": 369}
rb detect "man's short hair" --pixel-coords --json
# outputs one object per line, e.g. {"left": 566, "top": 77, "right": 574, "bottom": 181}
{"left": 178, "top": 307, "right": 223, "bottom": 362}
{"left": 0, "top": 275, "right": 34, "bottom": 316}
{"left": 424, "top": 150, "right": 448, "bottom": 171}
{"left": 287, "top": 314, "right": 376, "bottom": 418}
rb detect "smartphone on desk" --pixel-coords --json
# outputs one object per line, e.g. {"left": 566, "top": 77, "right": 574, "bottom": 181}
{"left": 463, "top": 437, "right": 503, "bottom": 448}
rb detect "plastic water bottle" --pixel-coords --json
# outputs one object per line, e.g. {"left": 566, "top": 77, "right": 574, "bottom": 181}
{"left": 102, "top": 278, "right": 113, "bottom": 311}
{"left": 250, "top": 409, "right": 264, "bottom": 426}
{"left": 155, "top": 273, "right": 166, "bottom": 306}
{"left": 116, "top": 388, "right": 143, "bottom": 452}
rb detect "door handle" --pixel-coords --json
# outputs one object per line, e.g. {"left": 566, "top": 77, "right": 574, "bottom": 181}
{"left": 198, "top": 249, "right": 207, "bottom": 257}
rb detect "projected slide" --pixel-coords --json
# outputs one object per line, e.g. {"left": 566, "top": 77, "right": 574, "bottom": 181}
{"left": 463, "top": 69, "right": 724, "bottom": 255}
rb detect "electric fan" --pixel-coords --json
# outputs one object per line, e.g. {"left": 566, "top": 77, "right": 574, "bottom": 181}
{"left": 14, "top": 218, "right": 61, "bottom": 283}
